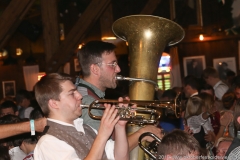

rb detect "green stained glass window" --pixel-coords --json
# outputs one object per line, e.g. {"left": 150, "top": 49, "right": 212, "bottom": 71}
{"left": 157, "top": 73, "right": 171, "bottom": 91}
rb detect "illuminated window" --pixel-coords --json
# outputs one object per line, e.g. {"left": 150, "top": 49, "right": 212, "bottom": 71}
{"left": 157, "top": 53, "right": 171, "bottom": 91}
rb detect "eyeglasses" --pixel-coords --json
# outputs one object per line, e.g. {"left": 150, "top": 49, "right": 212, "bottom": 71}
{"left": 97, "top": 62, "right": 118, "bottom": 68}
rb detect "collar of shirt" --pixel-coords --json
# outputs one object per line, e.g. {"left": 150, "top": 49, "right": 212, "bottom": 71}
{"left": 79, "top": 79, "right": 105, "bottom": 98}
{"left": 47, "top": 118, "right": 85, "bottom": 134}
{"left": 213, "top": 80, "right": 222, "bottom": 90}
{"left": 190, "top": 92, "right": 198, "bottom": 97}
{"left": 9, "top": 146, "right": 26, "bottom": 159}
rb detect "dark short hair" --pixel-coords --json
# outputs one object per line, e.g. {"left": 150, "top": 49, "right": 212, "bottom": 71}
{"left": 232, "top": 76, "right": 240, "bottom": 89}
{"left": 202, "top": 67, "right": 219, "bottom": 79}
{"left": 0, "top": 100, "right": 18, "bottom": 113}
{"left": 157, "top": 129, "right": 200, "bottom": 159}
{"left": 227, "top": 70, "right": 235, "bottom": 77}
{"left": 201, "top": 83, "right": 214, "bottom": 92}
{"left": 183, "top": 75, "right": 200, "bottom": 90}
{"left": 15, "top": 89, "right": 32, "bottom": 104}
{"left": 162, "top": 89, "right": 177, "bottom": 99}
{"left": 34, "top": 73, "right": 72, "bottom": 117}
{"left": 29, "top": 107, "right": 44, "bottom": 119}
{"left": 77, "top": 41, "right": 116, "bottom": 77}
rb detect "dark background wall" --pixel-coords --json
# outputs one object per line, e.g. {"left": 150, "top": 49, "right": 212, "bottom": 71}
{"left": 178, "top": 38, "right": 240, "bottom": 78}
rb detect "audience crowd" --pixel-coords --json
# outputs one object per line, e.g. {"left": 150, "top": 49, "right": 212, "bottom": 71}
{"left": 0, "top": 41, "right": 240, "bottom": 160}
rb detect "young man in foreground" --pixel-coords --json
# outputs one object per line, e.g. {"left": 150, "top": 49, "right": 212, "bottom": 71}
{"left": 34, "top": 73, "right": 129, "bottom": 160}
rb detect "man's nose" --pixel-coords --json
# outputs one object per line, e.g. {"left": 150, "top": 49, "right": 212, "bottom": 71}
{"left": 115, "top": 64, "right": 121, "bottom": 73}
{"left": 76, "top": 91, "right": 83, "bottom": 100}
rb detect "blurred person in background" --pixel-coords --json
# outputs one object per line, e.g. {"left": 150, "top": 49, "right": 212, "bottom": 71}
{"left": 0, "top": 100, "right": 18, "bottom": 117}
{"left": 16, "top": 89, "right": 34, "bottom": 119}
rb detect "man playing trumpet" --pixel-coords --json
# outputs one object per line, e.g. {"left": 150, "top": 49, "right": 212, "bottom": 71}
{"left": 77, "top": 40, "right": 163, "bottom": 151}
{"left": 34, "top": 73, "right": 129, "bottom": 160}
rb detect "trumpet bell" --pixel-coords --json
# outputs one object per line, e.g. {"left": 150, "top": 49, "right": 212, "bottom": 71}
{"left": 138, "top": 132, "right": 161, "bottom": 160}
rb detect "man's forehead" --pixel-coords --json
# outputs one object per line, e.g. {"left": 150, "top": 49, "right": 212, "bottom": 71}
{"left": 60, "top": 81, "right": 75, "bottom": 91}
{"left": 219, "top": 141, "right": 232, "bottom": 147}
{"left": 1, "top": 108, "right": 14, "bottom": 113}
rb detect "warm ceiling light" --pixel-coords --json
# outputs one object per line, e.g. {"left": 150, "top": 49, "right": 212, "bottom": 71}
{"left": 16, "top": 48, "right": 23, "bottom": 56}
{"left": 101, "top": 37, "right": 117, "bottom": 40}
{"left": 78, "top": 43, "right": 84, "bottom": 49}
{"left": 0, "top": 49, "right": 8, "bottom": 58}
{"left": 38, "top": 72, "right": 46, "bottom": 81}
{"left": 199, "top": 34, "right": 204, "bottom": 41}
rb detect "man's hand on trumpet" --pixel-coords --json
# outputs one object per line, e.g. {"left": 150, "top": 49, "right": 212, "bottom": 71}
{"left": 98, "top": 97, "right": 130, "bottom": 160}
{"left": 111, "top": 96, "right": 133, "bottom": 140}
{"left": 116, "top": 96, "right": 134, "bottom": 126}
{"left": 98, "top": 104, "right": 120, "bottom": 140}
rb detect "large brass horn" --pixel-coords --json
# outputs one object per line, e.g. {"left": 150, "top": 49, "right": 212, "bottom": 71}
{"left": 112, "top": 15, "right": 185, "bottom": 160}
{"left": 138, "top": 132, "right": 161, "bottom": 160}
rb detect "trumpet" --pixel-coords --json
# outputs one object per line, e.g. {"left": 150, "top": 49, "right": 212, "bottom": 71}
{"left": 138, "top": 132, "right": 161, "bottom": 160}
{"left": 81, "top": 100, "right": 161, "bottom": 125}
{"left": 80, "top": 92, "right": 182, "bottom": 125}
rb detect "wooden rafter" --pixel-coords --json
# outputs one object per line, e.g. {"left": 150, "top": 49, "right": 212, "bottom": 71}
{"left": 41, "top": 0, "right": 59, "bottom": 61}
{"left": 0, "top": 0, "right": 36, "bottom": 48}
{"left": 140, "top": 0, "right": 161, "bottom": 14}
{"left": 46, "top": 0, "right": 111, "bottom": 73}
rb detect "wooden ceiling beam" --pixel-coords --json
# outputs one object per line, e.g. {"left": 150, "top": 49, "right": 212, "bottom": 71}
{"left": 140, "top": 0, "right": 161, "bottom": 14}
{"left": 0, "top": 0, "right": 36, "bottom": 48}
{"left": 41, "top": 0, "right": 59, "bottom": 62}
{"left": 46, "top": 0, "right": 111, "bottom": 73}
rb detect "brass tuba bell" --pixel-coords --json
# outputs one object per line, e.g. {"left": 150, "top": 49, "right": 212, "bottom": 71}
{"left": 112, "top": 15, "right": 185, "bottom": 160}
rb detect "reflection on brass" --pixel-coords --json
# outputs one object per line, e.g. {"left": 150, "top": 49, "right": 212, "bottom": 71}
{"left": 139, "top": 132, "right": 162, "bottom": 160}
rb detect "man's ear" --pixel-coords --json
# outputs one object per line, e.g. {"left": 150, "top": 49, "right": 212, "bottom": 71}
{"left": 48, "top": 99, "right": 59, "bottom": 109}
{"left": 90, "top": 64, "right": 99, "bottom": 75}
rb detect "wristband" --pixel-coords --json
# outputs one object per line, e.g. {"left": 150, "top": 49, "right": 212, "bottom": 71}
{"left": 30, "top": 119, "right": 35, "bottom": 136}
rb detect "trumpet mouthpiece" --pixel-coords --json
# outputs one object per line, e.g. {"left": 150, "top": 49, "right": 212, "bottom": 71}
{"left": 115, "top": 75, "right": 124, "bottom": 80}
{"left": 80, "top": 104, "right": 89, "bottom": 108}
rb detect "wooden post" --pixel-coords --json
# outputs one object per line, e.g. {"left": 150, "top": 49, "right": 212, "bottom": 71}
{"left": 140, "top": 0, "right": 161, "bottom": 14}
{"left": 170, "top": 0, "right": 176, "bottom": 20}
{"left": 100, "top": 3, "right": 114, "bottom": 38}
{"left": 196, "top": 0, "right": 203, "bottom": 27}
{"left": 41, "top": 0, "right": 59, "bottom": 62}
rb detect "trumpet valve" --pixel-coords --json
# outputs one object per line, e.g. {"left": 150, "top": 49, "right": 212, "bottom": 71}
{"left": 117, "top": 107, "right": 136, "bottom": 118}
